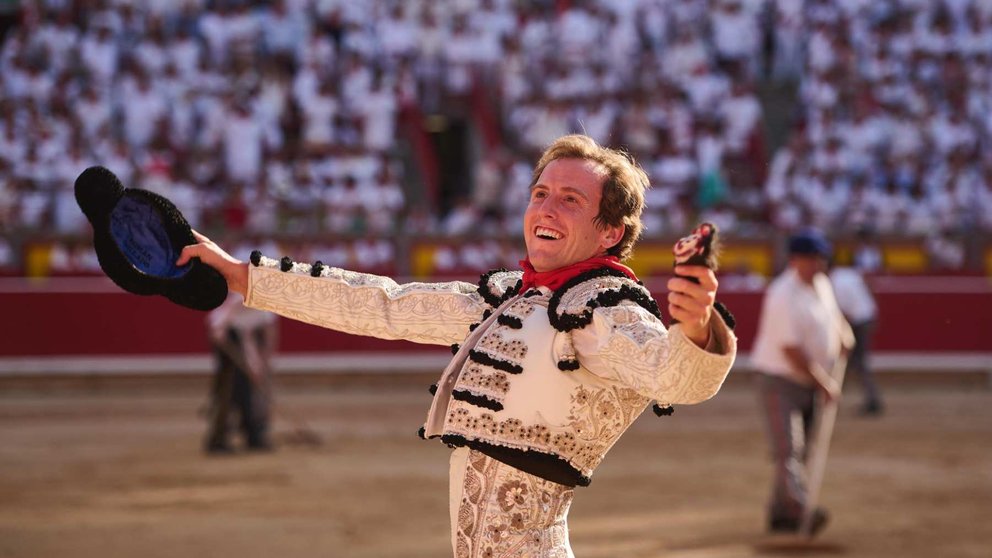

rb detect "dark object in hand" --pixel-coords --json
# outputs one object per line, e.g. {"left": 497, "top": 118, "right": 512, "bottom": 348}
{"left": 75, "top": 166, "right": 228, "bottom": 311}
{"left": 655, "top": 223, "right": 726, "bottom": 417}
{"left": 670, "top": 223, "right": 720, "bottom": 327}
{"left": 673, "top": 222, "right": 720, "bottom": 283}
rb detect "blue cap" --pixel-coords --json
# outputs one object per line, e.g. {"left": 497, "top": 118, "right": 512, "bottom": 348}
{"left": 788, "top": 229, "right": 832, "bottom": 257}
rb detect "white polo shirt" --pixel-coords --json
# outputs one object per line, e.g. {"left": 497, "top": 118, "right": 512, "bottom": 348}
{"left": 751, "top": 268, "right": 853, "bottom": 386}
{"left": 829, "top": 266, "right": 877, "bottom": 324}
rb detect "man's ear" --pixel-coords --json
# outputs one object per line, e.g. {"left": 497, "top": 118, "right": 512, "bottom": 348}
{"left": 601, "top": 223, "right": 625, "bottom": 251}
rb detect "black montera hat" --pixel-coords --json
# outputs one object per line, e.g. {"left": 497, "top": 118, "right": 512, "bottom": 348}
{"left": 75, "top": 166, "right": 228, "bottom": 311}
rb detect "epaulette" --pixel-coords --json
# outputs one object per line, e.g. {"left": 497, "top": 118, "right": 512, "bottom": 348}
{"left": 477, "top": 269, "right": 523, "bottom": 308}
{"left": 547, "top": 268, "right": 662, "bottom": 333}
{"left": 546, "top": 268, "right": 662, "bottom": 372}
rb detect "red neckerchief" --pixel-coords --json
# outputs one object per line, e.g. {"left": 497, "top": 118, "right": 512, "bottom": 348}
{"left": 519, "top": 256, "right": 638, "bottom": 292}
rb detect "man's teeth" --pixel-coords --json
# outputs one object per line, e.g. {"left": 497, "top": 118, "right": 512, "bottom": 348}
{"left": 536, "top": 227, "right": 562, "bottom": 240}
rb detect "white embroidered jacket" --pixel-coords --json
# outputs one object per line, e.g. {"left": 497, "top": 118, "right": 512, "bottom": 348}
{"left": 245, "top": 255, "right": 737, "bottom": 486}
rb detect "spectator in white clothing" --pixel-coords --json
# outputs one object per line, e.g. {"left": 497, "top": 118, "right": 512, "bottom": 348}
{"left": 79, "top": 24, "right": 119, "bottom": 85}
{"left": 356, "top": 76, "right": 398, "bottom": 152}
{"left": 120, "top": 70, "right": 168, "bottom": 149}
{"left": 710, "top": 0, "right": 761, "bottom": 78}
{"left": 261, "top": 0, "right": 309, "bottom": 60}
{"left": 222, "top": 97, "right": 265, "bottom": 184}
{"left": 721, "top": 80, "right": 762, "bottom": 155}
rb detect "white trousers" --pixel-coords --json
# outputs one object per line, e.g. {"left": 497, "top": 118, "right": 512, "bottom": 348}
{"left": 449, "top": 447, "right": 575, "bottom": 558}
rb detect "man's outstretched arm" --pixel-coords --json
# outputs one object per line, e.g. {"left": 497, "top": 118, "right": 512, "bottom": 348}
{"left": 178, "top": 231, "right": 486, "bottom": 346}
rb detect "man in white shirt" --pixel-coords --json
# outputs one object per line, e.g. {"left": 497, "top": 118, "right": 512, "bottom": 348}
{"left": 830, "top": 264, "right": 882, "bottom": 416}
{"left": 221, "top": 98, "right": 265, "bottom": 184}
{"left": 751, "top": 229, "right": 853, "bottom": 536}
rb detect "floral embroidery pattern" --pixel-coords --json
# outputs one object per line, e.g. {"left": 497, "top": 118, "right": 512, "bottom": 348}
{"left": 445, "top": 378, "right": 648, "bottom": 479}
{"left": 497, "top": 480, "right": 528, "bottom": 511}
{"left": 455, "top": 449, "right": 573, "bottom": 558}
{"left": 562, "top": 385, "right": 648, "bottom": 468}
{"left": 247, "top": 261, "right": 484, "bottom": 346}
{"left": 595, "top": 306, "right": 731, "bottom": 405}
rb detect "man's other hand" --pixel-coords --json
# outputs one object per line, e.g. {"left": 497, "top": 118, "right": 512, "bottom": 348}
{"left": 667, "top": 265, "right": 717, "bottom": 347}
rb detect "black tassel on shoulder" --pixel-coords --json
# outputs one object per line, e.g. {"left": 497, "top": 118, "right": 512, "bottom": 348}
{"left": 652, "top": 403, "right": 675, "bottom": 417}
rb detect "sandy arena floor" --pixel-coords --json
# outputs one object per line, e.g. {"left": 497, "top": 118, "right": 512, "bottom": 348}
{"left": 0, "top": 375, "right": 989, "bottom": 558}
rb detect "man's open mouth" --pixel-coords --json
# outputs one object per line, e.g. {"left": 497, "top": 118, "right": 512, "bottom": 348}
{"left": 535, "top": 227, "right": 563, "bottom": 240}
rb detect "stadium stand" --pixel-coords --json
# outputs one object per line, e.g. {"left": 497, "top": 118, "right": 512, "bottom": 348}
{"left": 0, "top": 0, "right": 990, "bottom": 277}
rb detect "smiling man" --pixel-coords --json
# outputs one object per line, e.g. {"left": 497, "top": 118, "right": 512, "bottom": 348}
{"left": 179, "top": 134, "right": 737, "bottom": 558}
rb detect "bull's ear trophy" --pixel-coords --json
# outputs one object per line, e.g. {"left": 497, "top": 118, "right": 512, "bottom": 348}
{"left": 75, "top": 166, "right": 228, "bottom": 311}
{"left": 654, "top": 222, "right": 733, "bottom": 418}
{"left": 670, "top": 222, "right": 733, "bottom": 329}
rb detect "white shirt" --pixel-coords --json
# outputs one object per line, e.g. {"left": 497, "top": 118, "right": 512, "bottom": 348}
{"left": 134, "top": 40, "right": 168, "bottom": 75}
{"left": 167, "top": 36, "right": 202, "bottom": 78}
{"left": 357, "top": 87, "right": 398, "bottom": 151}
{"left": 751, "top": 268, "right": 852, "bottom": 385}
{"left": 222, "top": 112, "right": 264, "bottom": 183}
{"left": 829, "top": 267, "right": 877, "bottom": 324}
{"left": 377, "top": 13, "right": 418, "bottom": 59}
{"left": 74, "top": 92, "right": 112, "bottom": 139}
{"left": 79, "top": 33, "right": 119, "bottom": 84}
{"left": 721, "top": 93, "right": 762, "bottom": 151}
{"left": 662, "top": 37, "right": 709, "bottom": 81}
{"left": 300, "top": 92, "right": 338, "bottom": 145}
{"left": 711, "top": 7, "right": 759, "bottom": 59}
{"left": 120, "top": 82, "right": 167, "bottom": 148}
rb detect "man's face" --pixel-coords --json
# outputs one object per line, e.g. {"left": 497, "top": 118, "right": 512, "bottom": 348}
{"left": 523, "top": 158, "right": 624, "bottom": 272}
{"left": 791, "top": 254, "right": 826, "bottom": 284}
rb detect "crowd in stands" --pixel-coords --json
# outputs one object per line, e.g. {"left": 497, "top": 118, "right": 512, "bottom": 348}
{"left": 764, "top": 0, "right": 992, "bottom": 269}
{"left": 0, "top": 0, "right": 990, "bottom": 274}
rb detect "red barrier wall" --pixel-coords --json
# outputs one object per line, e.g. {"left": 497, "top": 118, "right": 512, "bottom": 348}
{"left": 1, "top": 277, "right": 989, "bottom": 357}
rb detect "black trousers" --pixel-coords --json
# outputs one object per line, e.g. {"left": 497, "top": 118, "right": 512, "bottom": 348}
{"left": 205, "top": 328, "right": 270, "bottom": 449}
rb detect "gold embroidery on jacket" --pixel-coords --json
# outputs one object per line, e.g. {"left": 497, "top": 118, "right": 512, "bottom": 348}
{"left": 476, "top": 330, "right": 528, "bottom": 361}
{"left": 460, "top": 362, "right": 511, "bottom": 401}
{"left": 445, "top": 381, "right": 649, "bottom": 478}
{"left": 455, "top": 449, "right": 573, "bottom": 558}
